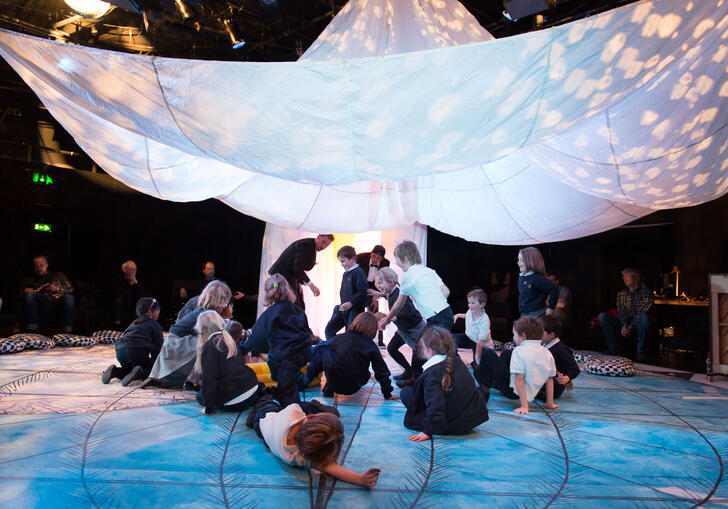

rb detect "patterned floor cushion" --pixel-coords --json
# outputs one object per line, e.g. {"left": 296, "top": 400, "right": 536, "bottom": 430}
{"left": 584, "top": 356, "right": 635, "bottom": 377}
{"left": 501, "top": 341, "right": 516, "bottom": 351}
{"left": 0, "top": 338, "right": 25, "bottom": 354}
{"left": 92, "top": 330, "right": 124, "bottom": 344}
{"left": 573, "top": 350, "right": 598, "bottom": 363}
{"left": 9, "top": 333, "right": 55, "bottom": 350}
{"left": 492, "top": 340, "right": 504, "bottom": 351}
{"left": 52, "top": 334, "right": 98, "bottom": 347}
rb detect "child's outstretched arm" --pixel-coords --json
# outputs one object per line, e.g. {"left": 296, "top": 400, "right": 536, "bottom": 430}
{"left": 380, "top": 293, "right": 407, "bottom": 327}
{"left": 514, "top": 373, "right": 529, "bottom": 414}
{"left": 320, "top": 463, "right": 380, "bottom": 487}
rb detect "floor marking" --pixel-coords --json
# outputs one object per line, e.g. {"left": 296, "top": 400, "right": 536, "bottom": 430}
{"left": 682, "top": 396, "right": 728, "bottom": 400}
{"left": 655, "top": 487, "right": 728, "bottom": 506}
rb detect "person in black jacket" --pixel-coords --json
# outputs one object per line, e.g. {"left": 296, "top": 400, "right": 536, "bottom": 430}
{"left": 303, "top": 312, "right": 397, "bottom": 399}
{"left": 324, "top": 246, "right": 368, "bottom": 339}
{"left": 268, "top": 234, "right": 334, "bottom": 309}
{"left": 401, "top": 327, "right": 489, "bottom": 441}
{"left": 538, "top": 315, "right": 580, "bottom": 400}
{"left": 239, "top": 274, "right": 314, "bottom": 407}
{"left": 102, "top": 297, "right": 163, "bottom": 386}
{"left": 357, "top": 245, "right": 390, "bottom": 346}
{"left": 112, "top": 260, "right": 147, "bottom": 329}
{"left": 194, "top": 310, "right": 262, "bottom": 415}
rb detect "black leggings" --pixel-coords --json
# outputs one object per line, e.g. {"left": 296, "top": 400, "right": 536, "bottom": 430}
{"left": 477, "top": 349, "right": 518, "bottom": 399}
{"left": 269, "top": 362, "right": 302, "bottom": 407}
{"left": 387, "top": 333, "right": 412, "bottom": 375}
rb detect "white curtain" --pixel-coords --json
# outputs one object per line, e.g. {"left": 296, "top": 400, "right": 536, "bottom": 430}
{"left": 0, "top": 0, "right": 725, "bottom": 245}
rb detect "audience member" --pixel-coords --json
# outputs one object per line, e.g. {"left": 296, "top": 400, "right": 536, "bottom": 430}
{"left": 516, "top": 247, "right": 559, "bottom": 318}
{"left": 112, "top": 260, "right": 147, "bottom": 329}
{"left": 324, "top": 246, "right": 367, "bottom": 339}
{"left": 546, "top": 271, "right": 572, "bottom": 329}
{"left": 21, "top": 255, "right": 75, "bottom": 332}
{"left": 268, "top": 234, "right": 334, "bottom": 309}
{"left": 598, "top": 268, "right": 654, "bottom": 361}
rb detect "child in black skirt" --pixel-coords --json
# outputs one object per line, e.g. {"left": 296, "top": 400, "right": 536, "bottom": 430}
{"left": 401, "top": 327, "right": 489, "bottom": 441}
{"left": 102, "top": 297, "right": 163, "bottom": 386}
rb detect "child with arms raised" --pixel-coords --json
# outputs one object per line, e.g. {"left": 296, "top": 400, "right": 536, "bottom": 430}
{"left": 401, "top": 327, "right": 489, "bottom": 442}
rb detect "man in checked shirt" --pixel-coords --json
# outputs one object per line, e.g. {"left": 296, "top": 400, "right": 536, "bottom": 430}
{"left": 598, "top": 268, "right": 654, "bottom": 361}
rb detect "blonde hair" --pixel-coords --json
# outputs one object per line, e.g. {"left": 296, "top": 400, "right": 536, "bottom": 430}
{"left": 198, "top": 280, "right": 232, "bottom": 311}
{"left": 418, "top": 327, "right": 456, "bottom": 392}
{"left": 194, "top": 310, "right": 237, "bottom": 372}
{"left": 518, "top": 247, "right": 546, "bottom": 275}
{"left": 263, "top": 274, "right": 294, "bottom": 306}
{"left": 394, "top": 240, "right": 422, "bottom": 265}
{"left": 374, "top": 267, "right": 399, "bottom": 286}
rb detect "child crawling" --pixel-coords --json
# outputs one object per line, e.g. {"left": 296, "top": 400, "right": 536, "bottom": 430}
{"left": 247, "top": 395, "right": 381, "bottom": 487}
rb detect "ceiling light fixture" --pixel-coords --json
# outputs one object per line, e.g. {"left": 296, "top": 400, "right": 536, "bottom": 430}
{"left": 64, "top": 0, "right": 111, "bottom": 18}
{"left": 221, "top": 18, "right": 245, "bottom": 49}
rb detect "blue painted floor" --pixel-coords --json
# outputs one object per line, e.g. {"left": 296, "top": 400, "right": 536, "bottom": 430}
{"left": 1, "top": 345, "right": 727, "bottom": 508}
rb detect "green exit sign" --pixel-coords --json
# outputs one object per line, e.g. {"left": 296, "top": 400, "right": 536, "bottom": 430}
{"left": 34, "top": 223, "right": 52, "bottom": 232}
{"left": 32, "top": 172, "right": 55, "bottom": 186}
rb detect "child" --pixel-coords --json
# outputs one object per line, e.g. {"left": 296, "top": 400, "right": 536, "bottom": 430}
{"left": 401, "top": 327, "right": 489, "bottom": 441}
{"left": 380, "top": 241, "right": 453, "bottom": 332}
{"left": 538, "top": 315, "right": 580, "bottom": 400}
{"left": 372, "top": 267, "right": 426, "bottom": 383}
{"left": 194, "top": 310, "right": 262, "bottom": 414}
{"left": 324, "top": 246, "right": 368, "bottom": 339}
{"left": 303, "top": 312, "right": 397, "bottom": 399}
{"left": 103, "top": 297, "right": 163, "bottom": 386}
{"left": 240, "top": 274, "right": 314, "bottom": 406}
{"left": 517, "top": 247, "right": 559, "bottom": 318}
{"left": 247, "top": 395, "right": 380, "bottom": 487}
{"left": 453, "top": 288, "right": 493, "bottom": 367}
{"left": 479, "top": 316, "right": 558, "bottom": 414}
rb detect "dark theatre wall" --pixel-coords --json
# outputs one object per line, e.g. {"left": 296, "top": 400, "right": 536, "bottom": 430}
{"left": 2, "top": 164, "right": 727, "bottom": 334}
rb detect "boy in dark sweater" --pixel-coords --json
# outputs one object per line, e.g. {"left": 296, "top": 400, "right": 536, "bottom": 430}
{"left": 303, "top": 312, "right": 396, "bottom": 399}
{"left": 324, "top": 246, "right": 368, "bottom": 339}
{"left": 538, "top": 315, "right": 580, "bottom": 400}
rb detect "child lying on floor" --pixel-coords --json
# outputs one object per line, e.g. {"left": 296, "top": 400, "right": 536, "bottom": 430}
{"left": 247, "top": 395, "right": 381, "bottom": 487}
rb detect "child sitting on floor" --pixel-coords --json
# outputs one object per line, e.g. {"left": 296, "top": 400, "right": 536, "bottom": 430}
{"left": 478, "top": 316, "right": 558, "bottom": 414}
{"left": 453, "top": 288, "right": 493, "bottom": 368}
{"left": 195, "top": 310, "right": 262, "bottom": 415}
{"left": 371, "top": 267, "right": 426, "bottom": 384}
{"left": 247, "top": 394, "right": 381, "bottom": 487}
{"left": 538, "top": 315, "right": 580, "bottom": 401}
{"left": 102, "top": 297, "right": 163, "bottom": 386}
{"left": 302, "top": 312, "right": 397, "bottom": 399}
{"left": 401, "top": 327, "right": 489, "bottom": 442}
{"left": 324, "top": 245, "right": 368, "bottom": 339}
{"left": 240, "top": 274, "right": 314, "bottom": 407}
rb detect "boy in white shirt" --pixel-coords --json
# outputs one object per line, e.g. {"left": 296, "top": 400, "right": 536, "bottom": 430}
{"left": 453, "top": 288, "right": 493, "bottom": 367}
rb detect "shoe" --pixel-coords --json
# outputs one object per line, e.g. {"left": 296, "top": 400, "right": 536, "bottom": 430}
{"left": 183, "top": 380, "right": 200, "bottom": 391}
{"left": 120, "top": 365, "right": 144, "bottom": 386}
{"left": 322, "top": 384, "right": 334, "bottom": 397}
{"left": 377, "top": 340, "right": 385, "bottom": 348}
{"left": 395, "top": 377, "right": 415, "bottom": 388}
{"left": 307, "top": 399, "right": 340, "bottom": 417}
{"left": 101, "top": 364, "right": 118, "bottom": 384}
{"left": 139, "top": 377, "right": 160, "bottom": 389}
{"left": 393, "top": 372, "right": 412, "bottom": 381}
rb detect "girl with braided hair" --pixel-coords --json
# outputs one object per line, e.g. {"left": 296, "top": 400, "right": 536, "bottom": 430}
{"left": 401, "top": 327, "right": 489, "bottom": 442}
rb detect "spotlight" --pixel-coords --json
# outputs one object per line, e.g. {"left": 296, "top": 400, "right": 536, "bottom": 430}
{"left": 502, "top": 9, "right": 514, "bottom": 21}
{"left": 221, "top": 18, "right": 245, "bottom": 49}
{"left": 64, "top": 0, "right": 111, "bottom": 18}
{"left": 174, "top": 0, "right": 192, "bottom": 20}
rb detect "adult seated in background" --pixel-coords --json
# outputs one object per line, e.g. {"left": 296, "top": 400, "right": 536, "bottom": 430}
{"left": 143, "top": 280, "right": 233, "bottom": 389}
{"left": 113, "top": 260, "right": 147, "bottom": 329}
{"left": 180, "top": 261, "right": 244, "bottom": 302}
{"left": 546, "top": 272, "right": 572, "bottom": 330}
{"left": 598, "top": 268, "right": 654, "bottom": 361}
{"left": 268, "top": 234, "right": 334, "bottom": 309}
{"left": 21, "top": 255, "right": 75, "bottom": 333}
{"left": 358, "top": 245, "right": 389, "bottom": 346}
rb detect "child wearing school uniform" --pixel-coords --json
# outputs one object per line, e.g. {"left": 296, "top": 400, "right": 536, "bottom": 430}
{"left": 380, "top": 240, "right": 453, "bottom": 332}
{"left": 194, "top": 311, "right": 262, "bottom": 415}
{"left": 246, "top": 395, "right": 381, "bottom": 487}
{"left": 453, "top": 288, "right": 493, "bottom": 368}
{"left": 102, "top": 297, "right": 163, "bottom": 386}
{"left": 371, "top": 267, "right": 427, "bottom": 383}
{"left": 401, "top": 327, "right": 489, "bottom": 442}
{"left": 477, "top": 316, "right": 559, "bottom": 414}
{"left": 240, "top": 274, "right": 314, "bottom": 407}
{"left": 303, "top": 312, "right": 396, "bottom": 399}
{"left": 516, "top": 247, "right": 559, "bottom": 318}
{"left": 538, "top": 315, "right": 580, "bottom": 400}
{"left": 324, "top": 246, "right": 368, "bottom": 339}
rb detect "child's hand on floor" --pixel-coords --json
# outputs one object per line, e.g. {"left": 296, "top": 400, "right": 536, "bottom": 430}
{"left": 359, "top": 468, "right": 381, "bottom": 487}
{"left": 408, "top": 432, "right": 431, "bottom": 442}
{"left": 515, "top": 406, "right": 529, "bottom": 415}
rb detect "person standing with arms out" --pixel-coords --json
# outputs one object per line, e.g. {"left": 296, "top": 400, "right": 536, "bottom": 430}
{"left": 268, "top": 234, "right": 334, "bottom": 309}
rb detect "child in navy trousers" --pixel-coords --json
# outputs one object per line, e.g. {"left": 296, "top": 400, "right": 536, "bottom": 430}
{"left": 324, "top": 245, "right": 368, "bottom": 339}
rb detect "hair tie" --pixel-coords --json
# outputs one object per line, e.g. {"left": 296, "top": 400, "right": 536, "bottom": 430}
{"left": 273, "top": 282, "right": 279, "bottom": 288}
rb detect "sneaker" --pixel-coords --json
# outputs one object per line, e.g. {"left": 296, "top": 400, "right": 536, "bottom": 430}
{"left": 101, "top": 364, "right": 118, "bottom": 384}
{"left": 393, "top": 372, "right": 412, "bottom": 381}
{"left": 121, "top": 366, "right": 144, "bottom": 386}
{"left": 183, "top": 380, "right": 200, "bottom": 392}
{"left": 395, "top": 377, "right": 415, "bottom": 388}
{"left": 307, "top": 399, "right": 340, "bottom": 417}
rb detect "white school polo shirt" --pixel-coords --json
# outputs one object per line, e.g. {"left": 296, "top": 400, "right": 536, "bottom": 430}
{"left": 465, "top": 309, "right": 493, "bottom": 349}
{"left": 400, "top": 264, "right": 448, "bottom": 319}
{"left": 509, "top": 340, "right": 556, "bottom": 402}
{"left": 259, "top": 403, "right": 307, "bottom": 467}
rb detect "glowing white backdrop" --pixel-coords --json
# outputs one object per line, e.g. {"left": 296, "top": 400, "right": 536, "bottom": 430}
{"left": 0, "top": 0, "right": 726, "bottom": 246}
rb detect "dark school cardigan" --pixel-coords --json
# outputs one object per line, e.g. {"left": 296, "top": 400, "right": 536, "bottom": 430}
{"left": 404, "top": 356, "right": 489, "bottom": 436}
{"left": 518, "top": 272, "right": 559, "bottom": 314}
{"left": 115, "top": 317, "right": 163, "bottom": 355}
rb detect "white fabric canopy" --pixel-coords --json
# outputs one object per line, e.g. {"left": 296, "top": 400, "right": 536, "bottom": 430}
{"left": 0, "top": 0, "right": 726, "bottom": 244}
